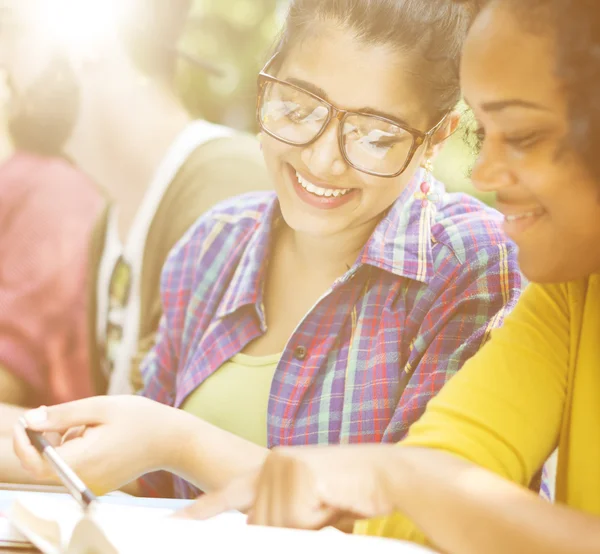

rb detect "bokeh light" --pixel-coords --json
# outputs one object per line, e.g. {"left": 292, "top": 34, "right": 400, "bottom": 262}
{"left": 34, "top": 0, "right": 130, "bottom": 52}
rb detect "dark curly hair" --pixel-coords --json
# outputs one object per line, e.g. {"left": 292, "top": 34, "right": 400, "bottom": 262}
{"left": 552, "top": 0, "right": 600, "bottom": 183}
{"left": 274, "top": 0, "right": 485, "bottom": 125}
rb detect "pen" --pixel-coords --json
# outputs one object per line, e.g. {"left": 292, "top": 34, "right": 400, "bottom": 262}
{"left": 19, "top": 417, "right": 97, "bottom": 512}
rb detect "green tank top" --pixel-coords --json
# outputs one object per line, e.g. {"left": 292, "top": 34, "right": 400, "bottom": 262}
{"left": 181, "top": 352, "right": 280, "bottom": 447}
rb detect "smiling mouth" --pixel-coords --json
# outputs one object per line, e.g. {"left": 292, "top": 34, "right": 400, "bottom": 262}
{"left": 295, "top": 171, "right": 353, "bottom": 198}
{"left": 504, "top": 207, "right": 546, "bottom": 222}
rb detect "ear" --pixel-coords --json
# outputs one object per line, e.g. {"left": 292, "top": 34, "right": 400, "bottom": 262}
{"left": 423, "top": 111, "right": 461, "bottom": 159}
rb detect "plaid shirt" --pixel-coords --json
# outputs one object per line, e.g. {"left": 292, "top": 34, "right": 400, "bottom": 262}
{"left": 139, "top": 173, "right": 522, "bottom": 497}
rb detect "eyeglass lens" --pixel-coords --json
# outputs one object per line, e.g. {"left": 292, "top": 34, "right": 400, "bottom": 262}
{"left": 259, "top": 81, "right": 415, "bottom": 176}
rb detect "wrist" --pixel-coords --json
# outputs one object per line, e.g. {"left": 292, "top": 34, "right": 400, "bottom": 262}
{"left": 148, "top": 403, "right": 192, "bottom": 473}
{"left": 373, "top": 445, "right": 420, "bottom": 513}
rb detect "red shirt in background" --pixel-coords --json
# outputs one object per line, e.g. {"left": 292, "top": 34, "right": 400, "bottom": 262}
{"left": 0, "top": 152, "right": 103, "bottom": 405}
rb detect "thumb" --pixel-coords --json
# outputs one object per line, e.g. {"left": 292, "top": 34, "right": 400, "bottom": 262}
{"left": 174, "top": 474, "right": 257, "bottom": 520}
{"left": 24, "top": 397, "right": 111, "bottom": 432}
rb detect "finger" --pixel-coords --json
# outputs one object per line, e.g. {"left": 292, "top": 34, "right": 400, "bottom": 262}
{"left": 330, "top": 515, "right": 358, "bottom": 533}
{"left": 249, "top": 451, "right": 335, "bottom": 530}
{"left": 263, "top": 453, "right": 288, "bottom": 527}
{"left": 248, "top": 455, "right": 281, "bottom": 526}
{"left": 175, "top": 476, "right": 257, "bottom": 520}
{"left": 23, "top": 397, "right": 112, "bottom": 432}
{"left": 271, "top": 456, "right": 301, "bottom": 528}
{"left": 12, "top": 423, "right": 53, "bottom": 480}
{"left": 44, "top": 431, "right": 64, "bottom": 448}
{"left": 61, "top": 426, "right": 87, "bottom": 444}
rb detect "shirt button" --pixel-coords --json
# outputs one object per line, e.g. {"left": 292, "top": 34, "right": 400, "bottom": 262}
{"left": 293, "top": 345, "right": 307, "bottom": 361}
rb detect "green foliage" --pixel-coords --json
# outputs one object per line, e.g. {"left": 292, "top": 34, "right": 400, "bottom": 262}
{"left": 175, "top": 0, "right": 281, "bottom": 131}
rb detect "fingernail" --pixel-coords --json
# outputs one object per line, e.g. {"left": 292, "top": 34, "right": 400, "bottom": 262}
{"left": 25, "top": 406, "right": 48, "bottom": 426}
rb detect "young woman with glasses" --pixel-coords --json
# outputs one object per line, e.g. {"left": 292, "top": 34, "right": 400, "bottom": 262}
{"left": 13, "top": 0, "right": 521, "bottom": 500}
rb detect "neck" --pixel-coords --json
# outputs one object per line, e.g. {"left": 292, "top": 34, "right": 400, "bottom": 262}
{"left": 65, "top": 78, "right": 191, "bottom": 241}
{"left": 282, "top": 219, "right": 380, "bottom": 280}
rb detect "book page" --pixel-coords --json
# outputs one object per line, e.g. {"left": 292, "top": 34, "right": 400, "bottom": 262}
{"left": 95, "top": 514, "right": 434, "bottom": 554}
{"left": 68, "top": 510, "right": 247, "bottom": 553}
{"left": 9, "top": 495, "right": 83, "bottom": 553}
{"left": 0, "top": 512, "right": 30, "bottom": 549}
{"left": 7, "top": 495, "right": 185, "bottom": 553}
{"left": 68, "top": 518, "right": 118, "bottom": 554}
{"left": 8, "top": 492, "right": 435, "bottom": 554}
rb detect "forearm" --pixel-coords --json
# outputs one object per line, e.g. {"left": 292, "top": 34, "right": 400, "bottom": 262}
{"left": 0, "top": 402, "right": 26, "bottom": 435}
{"left": 387, "top": 447, "right": 600, "bottom": 554}
{"left": 0, "top": 365, "right": 31, "bottom": 432}
{"left": 164, "top": 411, "right": 269, "bottom": 493}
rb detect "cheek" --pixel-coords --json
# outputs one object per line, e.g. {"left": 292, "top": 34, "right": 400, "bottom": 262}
{"left": 518, "top": 153, "right": 590, "bottom": 215}
{"left": 554, "top": 183, "right": 600, "bottom": 235}
{"left": 260, "top": 135, "right": 294, "bottom": 177}
{"left": 522, "top": 162, "right": 600, "bottom": 255}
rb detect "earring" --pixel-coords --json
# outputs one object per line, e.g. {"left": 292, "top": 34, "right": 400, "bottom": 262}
{"left": 414, "top": 159, "right": 438, "bottom": 207}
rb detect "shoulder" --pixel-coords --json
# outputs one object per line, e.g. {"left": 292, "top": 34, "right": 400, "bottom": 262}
{"left": 0, "top": 153, "right": 101, "bottom": 230}
{"left": 197, "top": 130, "right": 265, "bottom": 161}
{"left": 174, "top": 190, "right": 276, "bottom": 246}
{"left": 0, "top": 152, "right": 97, "bottom": 199}
{"left": 175, "top": 128, "right": 265, "bottom": 177}
{"left": 162, "top": 191, "right": 276, "bottom": 277}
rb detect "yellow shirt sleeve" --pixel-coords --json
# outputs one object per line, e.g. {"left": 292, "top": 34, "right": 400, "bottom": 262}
{"left": 356, "top": 281, "right": 571, "bottom": 540}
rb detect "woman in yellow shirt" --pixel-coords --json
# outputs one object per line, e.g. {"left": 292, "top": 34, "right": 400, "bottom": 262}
{"left": 169, "top": 0, "right": 600, "bottom": 552}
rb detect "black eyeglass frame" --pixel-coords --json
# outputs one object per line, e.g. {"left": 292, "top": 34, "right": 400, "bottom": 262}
{"left": 256, "top": 53, "right": 449, "bottom": 178}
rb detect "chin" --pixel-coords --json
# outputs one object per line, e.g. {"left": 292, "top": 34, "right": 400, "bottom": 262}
{"left": 519, "top": 251, "right": 592, "bottom": 285}
{"left": 279, "top": 208, "right": 343, "bottom": 237}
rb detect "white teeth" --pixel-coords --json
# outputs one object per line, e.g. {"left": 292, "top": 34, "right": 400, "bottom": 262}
{"left": 505, "top": 209, "right": 545, "bottom": 222}
{"left": 296, "top": 171, "right": 351, "bottom": 198}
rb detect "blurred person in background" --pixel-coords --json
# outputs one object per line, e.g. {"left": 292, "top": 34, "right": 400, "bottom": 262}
{"left": 73, "top": 0, "right": 271, "bottom": 398}
{"left": 0, "top": 4, "right": 103, "bottom": 409}
{"left": 0, "top": 0, "right": 269, "bottom": 480}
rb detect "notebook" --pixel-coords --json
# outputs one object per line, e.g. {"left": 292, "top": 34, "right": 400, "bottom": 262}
{"left": 5, "top": 493, "right": 437, "bottom": 554}
{"left": 0, "top": 511, "right": 29, "bottom": 549}
{"left": 0, "top": 488, "right": 192, "bottom": 551}
{"left": 7, "top": 494, "right": 245, "bottom": 553}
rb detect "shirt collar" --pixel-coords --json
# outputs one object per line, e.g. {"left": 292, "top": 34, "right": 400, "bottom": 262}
{"left": 215, "top": 195, "right": 280, "bottom": 326}
{"left": 357, "top": 170, "right": 436, "bottom": 284}
{"left": 216, "top": 171, "right": 436, "bottom": 321}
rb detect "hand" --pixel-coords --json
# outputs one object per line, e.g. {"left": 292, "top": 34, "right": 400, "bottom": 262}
{"left": 13, "top": 395, "right": 186, "bottom": 494}
{"left": 176, "top": 444, "right": 398, "bottom": 530}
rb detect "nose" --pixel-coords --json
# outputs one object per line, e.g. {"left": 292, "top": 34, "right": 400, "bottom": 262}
{"left": 301, "top": 119, "right": 347, "bottom": 177}
{"left": 471, "top": 139, "right": 516, "bottom": 193}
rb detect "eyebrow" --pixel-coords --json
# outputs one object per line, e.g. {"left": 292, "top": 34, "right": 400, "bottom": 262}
{"left": 286, "top": 76, "right": 412, "bottom": 128}
{"left": 479, "top": 99, "right": 550, "bottom": 112}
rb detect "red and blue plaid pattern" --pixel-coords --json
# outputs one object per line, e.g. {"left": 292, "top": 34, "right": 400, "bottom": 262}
{"left": 139, "top": 172, "right": 522, "bottom": 497}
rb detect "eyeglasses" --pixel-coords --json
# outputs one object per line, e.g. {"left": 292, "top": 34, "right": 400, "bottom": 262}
{"left": 257, "top": 54, "right": 448, "bottom": 178}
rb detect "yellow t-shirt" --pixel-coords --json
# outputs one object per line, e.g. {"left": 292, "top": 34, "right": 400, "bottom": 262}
{"left": 181, "top": 352, "right": 280, "bottom": 447}
{"left": 356, "top": 276, "right": 600, "bottom": 541}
